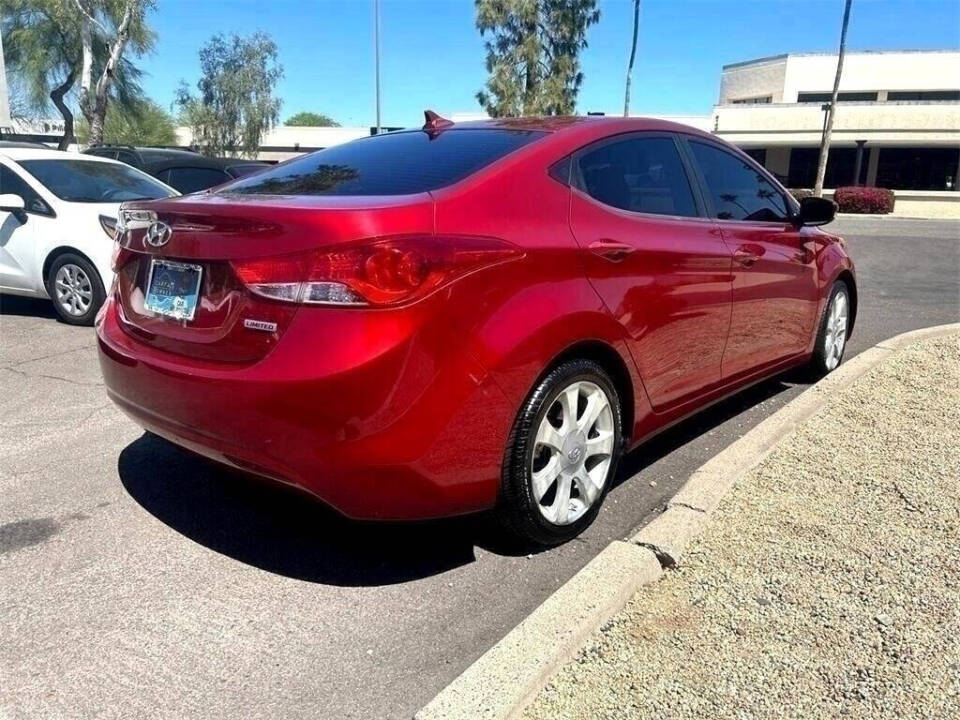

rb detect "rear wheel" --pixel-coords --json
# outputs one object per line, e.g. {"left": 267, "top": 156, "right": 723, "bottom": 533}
{"left": 809, "top": 280, "right": 850, "bottom": 378}
{"left": 46, "top": 253, "right": 105, "bottom": 326}
{"left": 498, "top": 359, "right": 622, "bottom": 547}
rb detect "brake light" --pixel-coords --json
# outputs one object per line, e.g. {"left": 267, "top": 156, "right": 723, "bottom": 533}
{"left": 232, "top": 236, "right": 521, "bottom": 307}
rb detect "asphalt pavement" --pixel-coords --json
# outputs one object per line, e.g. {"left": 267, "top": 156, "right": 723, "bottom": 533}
{"left": 1, "top": 216, "right": 958, "bottom": 720}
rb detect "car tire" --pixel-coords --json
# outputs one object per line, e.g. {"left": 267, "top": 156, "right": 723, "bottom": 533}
{"left": 808, "top": 280, "right": 851, "bottom": 378}
{"left": 46, "top": 252, "right": 106, "bottom": 327}
{"left": 498, "top": 359, "right": 623, "bottom": 547}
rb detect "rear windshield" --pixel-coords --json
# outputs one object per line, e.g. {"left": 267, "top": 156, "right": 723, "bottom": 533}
{"left": 20, "top": 159, "right": 175, "bottom": 202}
{"left": 224, "top": 129, "right": 546, "bottom": 196}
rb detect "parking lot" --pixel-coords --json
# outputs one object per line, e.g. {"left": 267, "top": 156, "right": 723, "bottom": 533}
{"left": 1, "top": 216, "right": 958, "bottom": 720}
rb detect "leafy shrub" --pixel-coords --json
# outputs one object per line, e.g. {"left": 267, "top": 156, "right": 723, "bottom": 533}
{"left": 789, "top": 188, "right": 814, "bottom": 202}
{"left": 833, "top": 186, "right": 895, "bottom": 214}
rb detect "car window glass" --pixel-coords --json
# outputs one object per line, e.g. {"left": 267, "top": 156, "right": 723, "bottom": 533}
{"left": 167, "top": 167, "right": 230, "bottom": 193}
{"left": 0, "top": 165, "right": 53, "bottom": 215}
{"left": 19, "top": 159, "right": 175, "bottom": 203}
{"left": 116, "top": 150, "right": 139, "bottom": 166}
{"left": 689, "top": 141, "right": 789, "bottom": 222}
{"left": 226, "top": 164, "right": 268, "bottom": 178}
{"left": 576, "top": 136, "right": 698, "bottom": 217}
{"left": 226, "top": 129, "right": 546, "bottom": 196}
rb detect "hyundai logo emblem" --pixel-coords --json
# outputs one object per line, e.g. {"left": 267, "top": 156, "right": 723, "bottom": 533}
{"left": 144, "top": 221, "right": 172, "bottom": 248}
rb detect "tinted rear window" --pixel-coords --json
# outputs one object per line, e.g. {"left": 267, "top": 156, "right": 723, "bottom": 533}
{"left": 224, "top": 129, "right": 546, "bottom": 196}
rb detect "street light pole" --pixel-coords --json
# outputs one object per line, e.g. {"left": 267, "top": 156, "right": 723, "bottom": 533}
{"left": 374, "top": 0, "right": 382, "bottom": 135}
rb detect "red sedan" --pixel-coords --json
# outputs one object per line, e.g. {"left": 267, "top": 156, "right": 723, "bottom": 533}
{"left": 97, "top": 115, "right": 855, "bottom": 545}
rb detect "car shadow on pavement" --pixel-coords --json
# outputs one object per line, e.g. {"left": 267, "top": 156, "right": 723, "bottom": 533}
{"left": 612, "top": 376, "right": 798, "bottom": 488}
{"left": 0, "top": 294, "right": 57, "bottom": 320}
{"left": 118, "top": 376, "right": 799, "bottom": 587}
{"left": 118, "top": 432, "right": 498, "bottom": 587}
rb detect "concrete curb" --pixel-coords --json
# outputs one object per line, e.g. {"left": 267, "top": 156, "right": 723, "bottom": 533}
{"left": 414, "top": 323, "right": 960, "bottom": 720}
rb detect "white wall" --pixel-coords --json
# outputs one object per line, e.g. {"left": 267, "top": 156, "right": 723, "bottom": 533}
{"left": 780, "top": 51, "right": 960, "bottom": 102}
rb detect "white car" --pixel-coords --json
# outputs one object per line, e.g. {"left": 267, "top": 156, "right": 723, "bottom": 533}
{"left": 0, "top": 147, "right": 177, "bottom": 325}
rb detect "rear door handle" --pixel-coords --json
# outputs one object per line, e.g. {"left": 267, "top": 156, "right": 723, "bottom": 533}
{"left": 589, "top": 240, "right": 635, "bottom": 263}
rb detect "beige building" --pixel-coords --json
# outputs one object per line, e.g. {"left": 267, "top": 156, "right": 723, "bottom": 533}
{"left": 711, "top": 50, "right": 960, "bottom": 193}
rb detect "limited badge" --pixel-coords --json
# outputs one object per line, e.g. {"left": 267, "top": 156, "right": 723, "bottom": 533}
{"left": 244, "top": 319, "right": 278, "bottom": 333}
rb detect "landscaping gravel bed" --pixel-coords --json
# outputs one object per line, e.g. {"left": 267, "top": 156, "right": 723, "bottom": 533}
{"left": 524, "top": 334, "right": 960, "bottom": 720}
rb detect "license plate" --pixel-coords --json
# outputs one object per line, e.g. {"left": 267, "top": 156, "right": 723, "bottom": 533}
{"left": 144, "top": 259, "right": 203, "bottom": 321}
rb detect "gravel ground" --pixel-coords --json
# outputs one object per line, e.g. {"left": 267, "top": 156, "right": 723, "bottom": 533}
{"left": 524, "top": 333, "right": 960, "bottom": 720}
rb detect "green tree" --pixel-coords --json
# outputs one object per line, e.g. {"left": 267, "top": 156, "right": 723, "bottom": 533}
{"left": 77, "top": 98, "right": 177, "bottom": 145}
{"left": 1, "top": 0, "right": 153, "bottom": 149}
{"left": 73, "top": 0, "right": 156, "bottom": 147}
{"left": 285, "top": 111, "right": 339, "bottom": 127}
{"left": 176, "top": 32, "right": 283, "bottom": 158}
{"left": 475, "top": 0, "right": 600, "bottom": 117}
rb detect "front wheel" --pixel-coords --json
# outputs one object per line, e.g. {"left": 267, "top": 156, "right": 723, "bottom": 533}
{"left": 498, "top": 359, "right": 623, "bottom": 547}
{"left": 809, "top": 280, "right": 850, "bottom": 378}
{"left": 46, "top": 253, "right": 106, "bottom": 326}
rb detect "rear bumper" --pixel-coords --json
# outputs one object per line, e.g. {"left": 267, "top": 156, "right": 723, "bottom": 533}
{"left": 96, "top": 298, "right": 515, "bottom": 520}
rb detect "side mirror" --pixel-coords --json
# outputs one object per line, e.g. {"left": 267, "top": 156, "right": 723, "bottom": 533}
{"left": 794, "top": 196, "right": 836, "bottom": 227}
{"left": 0, "top": 193, "right": 26, "bottom": 213}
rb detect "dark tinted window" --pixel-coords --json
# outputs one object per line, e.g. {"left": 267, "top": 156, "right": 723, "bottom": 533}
{"left": 576, "top": 136, "right": 697, "bottom": 217}
{"left": 226, "top": 164, "right": 268, "bottom": 178}
{"left": 797, "top": 91, "right": 878, "bottom": 103}
{"left": 166, "top": 167, "right": 230, "bottom": 193}
{"left": 0, "top": 165, "right": 52, "bottom": 215}
{"left": 226, "top": 129, "right": 546, "bottom": 196}
{"left": 887, "top": 90, "right": 960, "bottom": 101}
{"left": 689, "top": 141, "right": 789, "bottom": 223}
{"left": 19, "top": 159, "right": 174, "bottom": 202}
{"left": 116, "top": 150, "right": 140, "bottom": 167}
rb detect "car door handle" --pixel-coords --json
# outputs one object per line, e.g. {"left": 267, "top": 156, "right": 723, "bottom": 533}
{"left": 589, "top": 240, "right": 635, "bottom": 262}
{"left": 733, "top": 247, "right": 760, "bottom": 266}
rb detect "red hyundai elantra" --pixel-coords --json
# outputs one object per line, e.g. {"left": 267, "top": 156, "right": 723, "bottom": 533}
{"left": 97, "top": 115, "right": 855, "bottom": 545}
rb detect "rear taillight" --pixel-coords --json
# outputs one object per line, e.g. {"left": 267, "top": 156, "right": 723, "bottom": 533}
{"left": 231, "top": 236, "right": 521, "bottom": 307}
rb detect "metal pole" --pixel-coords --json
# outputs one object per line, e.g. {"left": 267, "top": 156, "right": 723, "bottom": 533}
{"left": 374, "top": 0, "right": 381, "bottom": 135}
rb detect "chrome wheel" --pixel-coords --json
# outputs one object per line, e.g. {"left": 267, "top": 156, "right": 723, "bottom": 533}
{"left": 823, "top": 288, "right": 849, "bottom": 371}
{"left": 530, "top": 380, "right": 615, "bottom": 526}
{"left": 54, "top": 263, "right": 93, "bottom": 317}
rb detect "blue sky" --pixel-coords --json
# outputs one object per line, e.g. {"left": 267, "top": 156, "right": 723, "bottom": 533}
{"left": 141, "top": 0, "right": 960, "bottom": 128}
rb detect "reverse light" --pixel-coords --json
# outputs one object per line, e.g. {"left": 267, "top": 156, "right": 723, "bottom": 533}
{"left": 232, "top": 235, "right": 522, "bottom": 307}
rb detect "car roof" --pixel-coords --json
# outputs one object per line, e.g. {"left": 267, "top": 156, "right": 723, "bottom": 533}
{"left": 0, "top": 140, "right": 56, "bottom": 150}
{"left": 445, "top": 115, "right": 713, "bottom": 137}
{"left": 89, "top": 146, "right": 268, "bottom": 171}
{"left": 0, "top": 147, "right": 122, "bottom": 164}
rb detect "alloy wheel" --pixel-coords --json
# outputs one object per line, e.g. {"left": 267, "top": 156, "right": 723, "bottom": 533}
{"left": 823, "top": 289, "right": 849, "bottom": 371}
{"left": 54, "top": 263, "right": 93, "bottom": 318}
{"left": 530, "top": 380, "right": 616, "bottom": 526}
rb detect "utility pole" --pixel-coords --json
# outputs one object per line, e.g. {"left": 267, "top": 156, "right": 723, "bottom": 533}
{"left": 374, "top": 0, "right": 382, "bottom": 134}
{"left": 814, "top": 0, "right": 853, "bottom": 197}
{"left": 623, "top": 0, "right": 641, "bottom": 117}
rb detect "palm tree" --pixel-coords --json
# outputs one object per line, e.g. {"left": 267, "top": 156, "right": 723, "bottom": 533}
{"left": 623, "top": 0, "right": 641, "bottom": 117}
{"left": 814, "top": 0, "right": 854, "bottom": 197}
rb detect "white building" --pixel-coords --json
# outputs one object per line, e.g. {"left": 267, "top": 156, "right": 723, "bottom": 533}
{"left": 710, "top": 50, "right": 960, "bottom": 193}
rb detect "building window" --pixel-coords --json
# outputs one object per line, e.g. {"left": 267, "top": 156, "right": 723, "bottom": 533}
{"left": 887, "top": 90, "right": 960, "bottom": 101}
{"left": 787, "top": 148, "right": 868, "bottom": 189}
{"left": 876, "top": 148, "right": 959, "bottom": 191}
{"left": 796, "top": 91, "right": 878, "bottom": 103}
{"left": 731, "top": 96, "right": 772, "bottom": 104}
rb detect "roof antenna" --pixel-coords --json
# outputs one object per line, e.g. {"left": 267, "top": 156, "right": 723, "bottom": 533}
{"left": 423, "top": 110, "right": 454, "bottom": 135}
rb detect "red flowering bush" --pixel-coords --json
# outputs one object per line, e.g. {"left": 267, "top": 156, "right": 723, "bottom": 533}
{"left": 833, "top": 187, "right": 895, "bottom": 214}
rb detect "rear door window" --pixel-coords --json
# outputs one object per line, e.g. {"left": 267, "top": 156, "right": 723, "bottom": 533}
{"left": 166, "top": 167, "right": 231, "bottom": 193}
{"left": 575, "top": 135, "right": 699, "bottom": 217}
{"left": 688, "top": 141, "right": 789, "bottom": 223}
{"left": 225, "top": 129, "right": 546, "bottom": 196}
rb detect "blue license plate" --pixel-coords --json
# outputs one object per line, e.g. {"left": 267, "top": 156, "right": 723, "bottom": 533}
{"left": 144, "top": 259, "right": 203, "bottom": 321}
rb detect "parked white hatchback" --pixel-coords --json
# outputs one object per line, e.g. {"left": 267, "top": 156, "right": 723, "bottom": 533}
{"left": 0, "top": 147, "right": 177, "bottom": 325}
